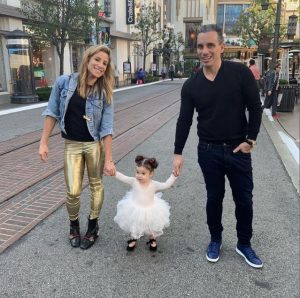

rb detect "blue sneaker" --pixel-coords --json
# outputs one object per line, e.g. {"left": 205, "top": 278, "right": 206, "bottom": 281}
{"left": 206, "top": 241, "right": 222, "bottom": 262}
{"left": 236, "top": 245, "right": 263, "bottom": 268}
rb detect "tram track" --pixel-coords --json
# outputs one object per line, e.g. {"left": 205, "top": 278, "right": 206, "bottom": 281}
{"left": 0, "top": 88, "right": 180, "bottom": 205}
{"left": 0, "top": 83, "right": 182, "bottom": 253}
{"left": 0, "top": 86, "right": 181, "bottom": 157}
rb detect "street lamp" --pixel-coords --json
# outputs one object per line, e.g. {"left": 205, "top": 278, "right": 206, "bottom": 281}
{"left": 261, "top": 0, "right": 282, "bottom": 69}
{"left": 287, "top": 14, "right": 298, "bottom": 40}
{"left": 94, "top": 0, "right": 100, "bottom": 44}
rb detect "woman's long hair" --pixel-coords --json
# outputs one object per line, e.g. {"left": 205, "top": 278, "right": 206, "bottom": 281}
{"left": 78, "top": 45, "right": 114, "bottom": 104}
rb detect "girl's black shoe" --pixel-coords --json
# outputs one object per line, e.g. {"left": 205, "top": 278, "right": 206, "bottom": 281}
{"left": 127, "top": 239, "right": 137, "bottom": 251}
{"left": 69, "top": 219, "right": 80, "bottom": 248}
{"left": 146, "top": 239, "right": 157, "bottom": 251}
{"left": 80, "top": 217, "right": 99, "bottom": 250}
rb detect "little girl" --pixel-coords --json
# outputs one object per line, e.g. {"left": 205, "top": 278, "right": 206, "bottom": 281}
{"left": 114, "top": 155, "right": 177, "bottom": 251}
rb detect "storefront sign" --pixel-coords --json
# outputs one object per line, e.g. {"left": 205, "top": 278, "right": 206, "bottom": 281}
{"left": 126, "top": 0, "right": 135, "bottom": 25}
{"left": 258, "top": 37, "right": 271, "bottom": 54}
{"left": 123, "top": 61, "right": 131, "bottom": 74}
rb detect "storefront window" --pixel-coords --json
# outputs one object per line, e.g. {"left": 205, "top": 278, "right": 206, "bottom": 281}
{"left": 185, "top": 22, "right": 201, "bottom": 53}
{"left": 217, "top": 5, "right": 224, "bottom": 32}
{"left": 33, "top": 52, "right": 46, "bottom": 87}
{"left": 217, "top": 4, "right": 250, "bottom": 36}
{"left": 8, "top": 47, "right": 33, "bottom": 95}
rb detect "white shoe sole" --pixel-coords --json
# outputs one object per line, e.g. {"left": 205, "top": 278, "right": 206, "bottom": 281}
{"left": 235, "top": 247, "right": 263, "bottom": 268}
{"left": 206, "top": 244, "right": 222, "bottom": 262}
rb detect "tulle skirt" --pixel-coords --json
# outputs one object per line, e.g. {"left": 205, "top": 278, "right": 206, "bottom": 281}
{"left": 114, "top": 191, "right": 170, "bottom": 239}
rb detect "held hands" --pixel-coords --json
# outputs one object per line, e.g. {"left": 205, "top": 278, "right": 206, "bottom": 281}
{"left": 172, "top": 154, "right": 183, "bottom": 177}
{"left": 267, "top": 90, "right": 272, "bottom": 96}
{"left": 104, "top": 160, "right": 116, "bottom": 176}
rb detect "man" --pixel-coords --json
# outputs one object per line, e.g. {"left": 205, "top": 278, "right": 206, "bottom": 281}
{"left": 173, "top": 24, "right": 263, "bottom": 268}
{"left": 169, "top": 63, "right": 175, "bottom": 81}
{"left": 262, "top": 64, "right": 281, "bottom": 118}
{"left": 249, "top": 59, "right": 260, "bottom": 91}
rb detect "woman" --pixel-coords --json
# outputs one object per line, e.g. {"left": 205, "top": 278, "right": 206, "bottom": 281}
{"left": 39, "top": 45, "right": 116, "bottom": 249}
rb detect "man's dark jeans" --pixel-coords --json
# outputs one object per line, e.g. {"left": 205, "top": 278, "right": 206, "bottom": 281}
{"left": 198, "top": 142, "right": 254, "bottom": 246}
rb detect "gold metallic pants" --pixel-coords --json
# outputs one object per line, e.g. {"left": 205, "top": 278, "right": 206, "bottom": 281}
{"left": 64, "top": 140, "right": 105, "bottom": 221}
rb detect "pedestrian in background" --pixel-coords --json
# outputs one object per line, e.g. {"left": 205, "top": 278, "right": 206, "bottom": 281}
{"left": 249, "top": 59, "right": 260, "bottom": 91}
{"left": 169, "top": 63, "right": 175, "bottom": 81}
{"left": 173, "top": 24, "right": 263, "bottom": 268}
{"left": 39, "top": 45, "right": 116, "bottom": 250}
{"left": 136, "top": 68, "right": 145, "bottom": 84}
{"left": 113, "top": 155, "right": 177, "bottom": 251}
{"left": 114, "top": 65, "right": 120, "bottom": 88}
{"left": 262, "top": 64, "right": 281, "bottom": 118}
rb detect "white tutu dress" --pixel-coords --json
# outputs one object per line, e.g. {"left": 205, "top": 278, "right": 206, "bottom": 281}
{"left": 114, "top": 171, "right": 177, "bottom": 239}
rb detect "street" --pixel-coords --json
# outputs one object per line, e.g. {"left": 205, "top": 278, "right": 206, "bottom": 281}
{"left": 0, "top": 80, "right": 299, "bottom": 297}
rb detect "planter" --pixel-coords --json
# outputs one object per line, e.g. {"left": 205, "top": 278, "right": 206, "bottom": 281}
{"left": 277, "top": 85, "right": 296, "bottom": 112}
{"left": 36, "top": 87, "right": 52, "bottom": 101}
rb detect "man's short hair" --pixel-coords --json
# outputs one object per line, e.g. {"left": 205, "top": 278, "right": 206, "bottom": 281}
{"left": 199, "top": 24, "right": 224, "bottom": 44}
{"left": 249, "top": 59, "right": 255, "bottom": 65}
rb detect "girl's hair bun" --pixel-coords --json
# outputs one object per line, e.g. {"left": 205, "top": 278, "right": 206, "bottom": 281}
{"left": 148, "top": 158, "right": 158, "bottom": 169}
{"left": 135, "top": 155, "right": 158, "bottom": 171}
{"left": 135, "top": 155, "right": 144, "bottom": 163}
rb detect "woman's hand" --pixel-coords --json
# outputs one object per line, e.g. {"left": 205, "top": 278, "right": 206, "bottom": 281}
{"left": 39, "top": 142, "right": 49, "bottom": 162}
{"left": 104, "top": 160, "right": 116, "bottom": 176}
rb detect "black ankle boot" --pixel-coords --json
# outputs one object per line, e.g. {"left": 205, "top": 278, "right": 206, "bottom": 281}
{"left": 80, "top": 217, "right": 99, "bottom": 250}
{"left": 69, "top": 219, "right": 80, "bottom": 247}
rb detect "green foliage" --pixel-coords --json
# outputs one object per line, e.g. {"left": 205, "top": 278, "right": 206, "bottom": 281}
{"left": 36, "top": 87, "right": 52, "bottom": 101}
{"left": 144, "top": 75, "right": 160, "bottom": 83}
{"left": 279, "top": 79, "right": 288, "bottom": 85}
{"left": 161, "top": 30, "right": 184, "bottom": 67}
{"left": 172, "top": 32, "right": 185, "bottom": 62}
{"left": 133, "top": 5, "right": 161, "bottom": 71}
{"left": 234, "top": 1, "right": 286, "bottom": 47}
{"left": 21, "top": 0, "right": 94, "bottom": 75}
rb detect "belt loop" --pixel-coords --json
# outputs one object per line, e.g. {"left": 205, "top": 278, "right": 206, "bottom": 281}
{"left": 207, "top": 144, "right": 210, "bottom": 150}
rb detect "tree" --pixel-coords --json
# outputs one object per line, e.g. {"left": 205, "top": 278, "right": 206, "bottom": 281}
{"left": 172, "top": 32, "right": 185, "bottom": 64}
{"left": 21, "top": 0, "right": 94, "bottom": 75}
{"left": 161, "top": 28, "right": 184, "bottom": 70}
{"left": 161, "top": 25, "right": 173, "bottom": 67}
{"left": 234, "top": 1, "right": 286, "bottom": 49}
{"left": 133, "top": 4, "right": 161, "bottom": 71}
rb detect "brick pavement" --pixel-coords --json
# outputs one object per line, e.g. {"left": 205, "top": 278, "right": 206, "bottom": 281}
{"left": 0, "top": 93, "right": 180, "bottom": 253}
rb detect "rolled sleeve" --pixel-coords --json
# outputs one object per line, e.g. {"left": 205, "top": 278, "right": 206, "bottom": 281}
{"left": 41, "top": 77, "right": 62, "bottom": 121}
{"left": 100, "top": 100, "right": 114, "bottom": 139}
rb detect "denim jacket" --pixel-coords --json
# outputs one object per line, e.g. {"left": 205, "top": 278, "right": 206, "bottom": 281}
{"left": 42, "top": 73, "right": 113, "bottom": 140}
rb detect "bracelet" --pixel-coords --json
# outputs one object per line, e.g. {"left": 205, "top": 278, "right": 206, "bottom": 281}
{"left": 245, "top": 139, "right": 256, "bottom": 147}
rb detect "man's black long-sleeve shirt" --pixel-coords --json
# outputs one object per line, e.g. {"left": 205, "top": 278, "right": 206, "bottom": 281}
{"left": 174, "top": 61, "right": 262, "bottom": 154}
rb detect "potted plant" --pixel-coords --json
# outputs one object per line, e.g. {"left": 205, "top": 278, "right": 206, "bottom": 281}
{"left": 35, "top": 86, "right": 52, "bottom": 101}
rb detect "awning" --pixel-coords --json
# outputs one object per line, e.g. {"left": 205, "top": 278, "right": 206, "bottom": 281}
{"left": 110, "top": 30, "right": 136, "bottom": 41}
{"left": 0, "top": 4, "right": 26, "bottom": 19}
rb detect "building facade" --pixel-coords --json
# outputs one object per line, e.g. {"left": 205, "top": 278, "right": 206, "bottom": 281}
{"left": 0, "top": 0, "right": 138, "bottom": 104}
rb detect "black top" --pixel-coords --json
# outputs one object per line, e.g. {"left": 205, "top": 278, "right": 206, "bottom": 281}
{"left": 174, "top": 61, "right": 262, "bottom": 154}
{"left": 62, "top": 89, "right": 94, "bottom": 142}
